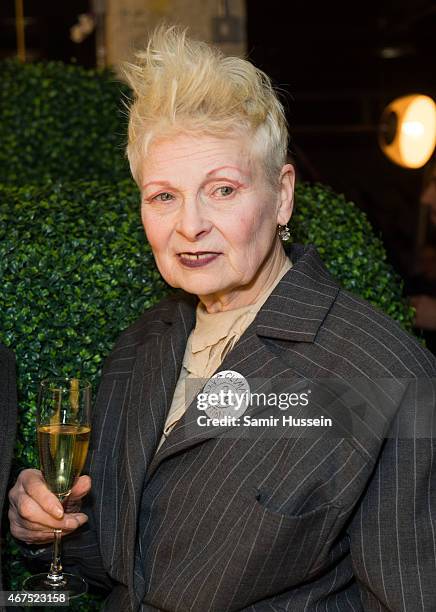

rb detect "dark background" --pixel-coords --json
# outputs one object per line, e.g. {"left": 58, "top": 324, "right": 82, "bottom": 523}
{"left": 246, "top": 0, "right": 436, "bottom": 284}
{"left": 0, "top": 1, "right": 95, "bottom": 68}
{"left": 1, "top": 0, "right": 435, "bottom": 283}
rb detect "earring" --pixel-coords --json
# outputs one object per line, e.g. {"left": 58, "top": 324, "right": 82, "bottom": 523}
{"left": 277, "top": 223, "right": 290, "bottom": 241}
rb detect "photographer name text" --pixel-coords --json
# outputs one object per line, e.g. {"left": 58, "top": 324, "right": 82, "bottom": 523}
{"left": 197, "top": 414, "right": 333, "bottom": 428}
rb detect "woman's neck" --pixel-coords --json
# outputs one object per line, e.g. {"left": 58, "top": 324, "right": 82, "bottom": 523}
{"left": 199, "top": 241, "right": 290, "bottom": 314}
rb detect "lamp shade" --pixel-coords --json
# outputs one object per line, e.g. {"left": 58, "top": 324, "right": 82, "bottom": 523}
{"left": 378, "top": 94, "right": 436, "bottom": 169}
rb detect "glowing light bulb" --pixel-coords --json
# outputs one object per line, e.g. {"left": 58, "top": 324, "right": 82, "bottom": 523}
{"left": 379, "top": 95, "right": 436, "bottom": 168}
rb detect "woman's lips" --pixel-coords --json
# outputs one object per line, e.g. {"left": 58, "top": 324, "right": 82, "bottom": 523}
{"left": 177, "top": 252, "right": 221, "bottom": 268}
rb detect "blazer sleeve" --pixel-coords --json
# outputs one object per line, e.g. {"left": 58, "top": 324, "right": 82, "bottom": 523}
{"left": 347, "top": 377, "right": 436, "bottom": 610}
{"left": 0, "top": 345, "right": 17, "bottom": 519}
{"left": 0, "top": 344, "right": 18, "bottom": 598}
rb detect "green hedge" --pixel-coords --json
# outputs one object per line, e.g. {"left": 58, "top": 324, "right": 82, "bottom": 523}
{"left": 0, "top": 178, "right": 414, "bottom": 604}
{"left": 0, "top": 179, "right": 167, "bottom": 606}
{"left": 291, "top": 182, "right": 415, "bottom": 329}
{"left": 0, "top": 179, "right": 171, "bottom": 466}
{"left": 0, "top": 59, "right": 131, "bottom": 185}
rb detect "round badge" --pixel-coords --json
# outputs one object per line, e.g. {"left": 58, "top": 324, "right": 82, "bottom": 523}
{"left": 201, "top": 370, "right": 250, "bottom": 419}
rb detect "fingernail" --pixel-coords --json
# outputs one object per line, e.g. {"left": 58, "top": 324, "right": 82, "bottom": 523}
{"left": 54, "top": 507, "right": 63, "bottom": 518}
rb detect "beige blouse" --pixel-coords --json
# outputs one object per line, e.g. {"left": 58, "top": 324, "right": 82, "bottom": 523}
{"left": 155, "top": 256, "right": 293, "bottom": 453}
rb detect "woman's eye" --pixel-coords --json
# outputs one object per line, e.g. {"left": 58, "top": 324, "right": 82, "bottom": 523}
{"left": 214, "top": 186, "right": 234, "bottom": 197}
{"left": 153, "top": 192, "right": 174, "bottom": 202}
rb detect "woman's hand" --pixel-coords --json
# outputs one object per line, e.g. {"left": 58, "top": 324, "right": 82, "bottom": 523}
{"left": 410, "top": 295, "right": 436, "bottom": 330}
{"left": 8, "top": 469, "right": 90, "bottom": 545}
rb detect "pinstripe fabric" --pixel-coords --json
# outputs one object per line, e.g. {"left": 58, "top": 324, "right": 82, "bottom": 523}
{"left": 47, "top": 243, "right": 436, "bottom": 611}
{"left": 0, "top": 345, "right": 17, "bottom": 606}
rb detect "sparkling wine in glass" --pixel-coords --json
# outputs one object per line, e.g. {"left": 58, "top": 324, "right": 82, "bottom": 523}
{"left": 22, "top": 377, "right": 92, "bottom": 597}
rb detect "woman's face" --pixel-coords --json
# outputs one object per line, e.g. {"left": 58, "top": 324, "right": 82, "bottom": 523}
{"left": 139, "top": 132, "right": 294, "bottom": 310}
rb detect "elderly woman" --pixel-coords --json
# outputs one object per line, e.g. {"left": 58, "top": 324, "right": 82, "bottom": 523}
{"left": 9, "top": 26, "right": 436, "bottom": 611}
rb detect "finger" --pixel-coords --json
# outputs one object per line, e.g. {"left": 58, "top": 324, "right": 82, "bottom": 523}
{"left": 22, "top": 471, "right": 64, "bottom": 519}
{"left": 9, "top": 507, "right": 87, "bottom": 534}
{"left": 9, "top": 469, "right": 39, "bottom": 506}
{"left": 11, "top": 525, "right": 56, "bottom": 545}
{"left": 11, "top": 511, "right": 88, "bottom": 536}
{"left": 69, "top": 475, "right": 91, "bottom": 500}
{"left": 59, "top": 512, "right": 89, "bottom": 531}
{"left": 9, "top": 506, "right": 51, "bottom": 533}
{"left": 16, "top": 493, "right": 88, "bottom": 531}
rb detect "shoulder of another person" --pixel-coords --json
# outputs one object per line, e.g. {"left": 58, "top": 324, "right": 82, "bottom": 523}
{"left": 0, "top": 344, "right": 16, "bottom": 400}
{"left": 0, "top": 342, "right": 15, "bottom": 366}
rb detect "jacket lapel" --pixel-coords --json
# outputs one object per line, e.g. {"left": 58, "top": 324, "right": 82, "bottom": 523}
{"left": 146, "top": 244, "right": 340, "bottom": 480}
{"left": 123, "top": 294, "right": 197, "bottom": 598}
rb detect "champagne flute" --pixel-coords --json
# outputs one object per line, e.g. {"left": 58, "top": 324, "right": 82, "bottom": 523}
{"left": 22, "top": 377, "right": 92, "bottom": 597}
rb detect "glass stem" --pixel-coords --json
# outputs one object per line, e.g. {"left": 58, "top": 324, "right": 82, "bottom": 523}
{"left": 46, "top": 529, "right": 65, "bottom": 584}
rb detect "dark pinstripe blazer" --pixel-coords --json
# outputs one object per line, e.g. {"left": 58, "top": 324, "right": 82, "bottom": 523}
{"left": 0, "top": 345, "right": 17, "bottom": 598}
{"left": 46, "top": 244, "right": 436, "bottom": 611}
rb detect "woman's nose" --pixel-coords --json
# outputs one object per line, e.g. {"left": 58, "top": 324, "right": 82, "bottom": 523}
{"left": 175, "top": 198, "right": 211, "bottom": 241}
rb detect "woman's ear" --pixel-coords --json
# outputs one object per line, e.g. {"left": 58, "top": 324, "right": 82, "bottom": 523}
{"left": 276, "top": 164, "right": 295, "bottom": 226}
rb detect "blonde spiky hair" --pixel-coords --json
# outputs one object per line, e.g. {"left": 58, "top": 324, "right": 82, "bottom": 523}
{"left": 123, "top": 25, "right": 289, "bottom": 187}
